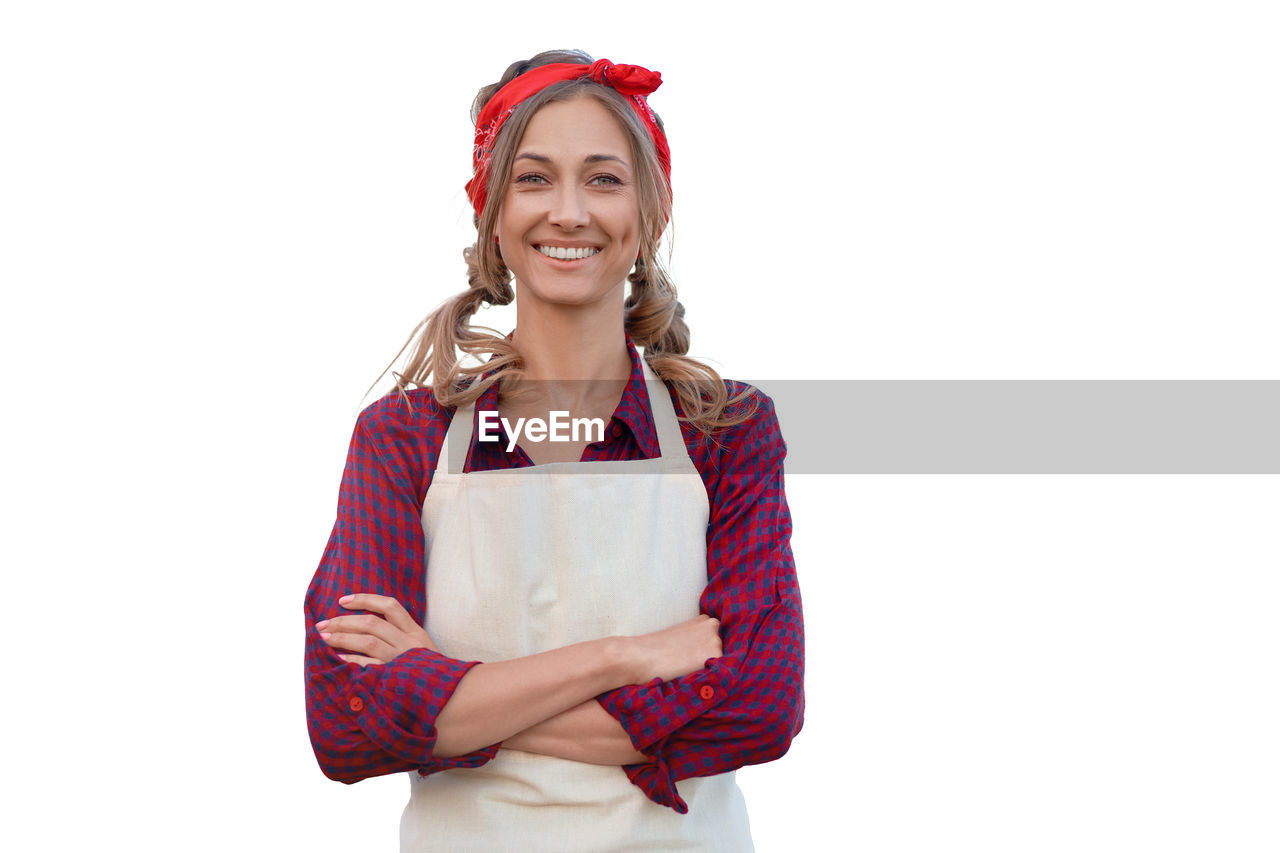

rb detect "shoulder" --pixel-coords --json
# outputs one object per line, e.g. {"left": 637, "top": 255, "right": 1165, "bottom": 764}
{"left": 355, "top": 386, "right": 453, "bottom": 439}
{"left": 672, "top": 379, "right": 786, "bottom": 482}
{"left": 350, "top": 387, "right": 456, "bottom": 492}
{"left": 670, "top": 379, "right": 782, "bottom": 443}
{"left": 723, "top": 379, "right": 780, "bottom": 434}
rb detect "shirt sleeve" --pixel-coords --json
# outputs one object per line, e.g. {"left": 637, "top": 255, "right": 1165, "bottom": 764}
{"left": 595, "top": 390, "right": 806, "bottom": 813}
{"left": 303, "top": 399, "right": 501, "bottom": 782}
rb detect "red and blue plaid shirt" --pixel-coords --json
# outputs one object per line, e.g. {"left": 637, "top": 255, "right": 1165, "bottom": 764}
{"left": 303, "top": 335, "right": 805, "bottom": 813}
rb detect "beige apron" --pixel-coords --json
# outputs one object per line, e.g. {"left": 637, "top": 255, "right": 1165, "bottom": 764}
{"left": 400, "top": 356, "right": 754, "bottom": 852}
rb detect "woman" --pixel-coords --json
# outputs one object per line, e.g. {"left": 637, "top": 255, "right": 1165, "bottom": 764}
{"left": 303, "top": 49, "right": 805, "bottom": 852}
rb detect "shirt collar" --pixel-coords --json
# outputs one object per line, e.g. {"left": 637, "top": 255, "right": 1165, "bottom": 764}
{"left": 612, "top": 335, "right": 662, "bottom": 459}
{"left": 473, "top": 332, "right": 661, "bottom": 459}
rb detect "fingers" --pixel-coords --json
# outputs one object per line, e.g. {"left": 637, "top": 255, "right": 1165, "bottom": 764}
{"left": 692, "top": 614, "right": 723, "bottom": 661}
{"left": 332, "top": 593, "right": 442, "bottom": 653}
{"left": 631, "top": 612, "right": 726, "bottom": 682}
{"left": 319, "top": 612, "right": 404, "bottom": 650}
{"left": 321, "top": 629, "right": 399, "bottom": 663}
{"left": 338, "top": 593, "right": 420, "bottom": 635}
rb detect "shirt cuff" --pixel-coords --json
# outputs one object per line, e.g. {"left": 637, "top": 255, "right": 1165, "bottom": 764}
{"left": 343, "top": 646, "right": 501, "bottom": 774}
{"left": 596, "top": 662, "right": 731, "bottom": 812}
{"left": 620, "top": 745, "right": 689, "bottom": 813}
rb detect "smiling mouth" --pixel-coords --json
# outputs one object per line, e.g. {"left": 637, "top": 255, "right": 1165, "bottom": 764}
{"left": 535, "top": 245, "right": 601, "bottom": 261}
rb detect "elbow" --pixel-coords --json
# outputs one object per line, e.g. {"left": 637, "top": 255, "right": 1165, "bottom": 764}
{"left": 323, "top": 769, "right": 369, "bottom": 786}
{"left": 762, "top": 721, "right": 795, "bottom": 762}
{"left": 309, "top": 729, "right": 368, "bottom": 785}
{"left": 306, "top": 704, "right": 390, "bottom": 785}
{"left": 318, "top": 761, "right": 362, "bottom": 786}
{"left": 761, "top": 691, "right": 804, "bottom": 761}
{"left": 310, "top": 738, "right": 396, "bottom": 785}
{"left": 314, "top": 745, "right": 359, "bottom": 784}
{"left": 305, "top": 660, "right": 396, "bottom": 784}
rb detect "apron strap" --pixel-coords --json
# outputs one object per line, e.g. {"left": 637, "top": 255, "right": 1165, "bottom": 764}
{"left": 438, "top": 398, "right": 476, "bottom": 476}
{"left": 639, "top": 354, "right": 688, "bottom": 461}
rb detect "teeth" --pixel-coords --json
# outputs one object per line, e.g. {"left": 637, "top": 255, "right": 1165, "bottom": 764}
{"left": 537, "top": 245, "right": 600, "bottom": 260}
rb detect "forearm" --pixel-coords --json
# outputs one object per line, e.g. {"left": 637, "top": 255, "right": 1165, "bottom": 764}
{"left": 432, "top": 636, "right": 635, "bottom": 758}
{"left": 503, "top": 699, "right": 651, "bottom": 765}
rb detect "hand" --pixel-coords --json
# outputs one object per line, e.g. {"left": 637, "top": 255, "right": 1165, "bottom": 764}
{"left": 315, "top": 593, "right": 440, "bottom": 666}
{"left": 627, "top": 614, "right": 723, "bottom": 683}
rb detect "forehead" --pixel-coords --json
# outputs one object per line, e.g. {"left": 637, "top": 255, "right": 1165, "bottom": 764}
{"left": 517, "top": 95, "right": 632, "bottom": 160}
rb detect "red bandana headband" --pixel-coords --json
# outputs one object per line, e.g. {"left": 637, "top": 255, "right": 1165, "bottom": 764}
{"left": 464, "top": 58, "right": 672, "bottom": 219}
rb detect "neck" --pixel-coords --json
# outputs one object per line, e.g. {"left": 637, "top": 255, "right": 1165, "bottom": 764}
{"left": 511, "top": 295, "right": 632, "bottom": 383}
{"left": 505, "top": 293, "right": 633, "bottom": 416}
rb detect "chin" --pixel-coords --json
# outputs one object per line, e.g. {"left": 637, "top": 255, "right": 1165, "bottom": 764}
{"left": 518, "top": 280, "right": 625, "bottom": 309}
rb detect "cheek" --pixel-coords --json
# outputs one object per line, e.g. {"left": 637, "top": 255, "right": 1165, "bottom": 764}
{"left": 497, "top": 197, "right": 540, "bottom": 237}
{"left": 623, "top": 201, "right": 643, "bottom": 242}
{"left": 611, "top": 205, "right": 642, "bottom": 243}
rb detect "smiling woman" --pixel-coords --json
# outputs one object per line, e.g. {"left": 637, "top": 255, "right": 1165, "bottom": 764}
{"left": 303, "top": 49, "right": 805, "bottom": 852}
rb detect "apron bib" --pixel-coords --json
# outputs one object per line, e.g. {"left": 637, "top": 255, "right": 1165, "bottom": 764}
{"left": 400, "top": 357, "right": 754, "bottom": 852}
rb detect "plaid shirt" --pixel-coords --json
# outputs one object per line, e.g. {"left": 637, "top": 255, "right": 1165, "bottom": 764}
{"left": 303, "top": 336, "right": 805, "bottom": 814}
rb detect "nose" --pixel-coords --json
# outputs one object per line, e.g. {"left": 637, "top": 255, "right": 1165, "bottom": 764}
{"left": 547, "top": 183, "right": 589, "bottom": 230}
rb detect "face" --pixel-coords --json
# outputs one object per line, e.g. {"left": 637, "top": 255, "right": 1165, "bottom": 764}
{"left": 496, "top": 95, "right": 642, "bottom": 311}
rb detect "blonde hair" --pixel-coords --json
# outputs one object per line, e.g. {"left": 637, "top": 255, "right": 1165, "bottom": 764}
{"left": 370, "top": 49, "right": 756, "bottom": 434}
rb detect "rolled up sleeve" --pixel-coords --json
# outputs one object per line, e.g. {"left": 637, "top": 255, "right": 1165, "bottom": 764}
{"left": 597, "top": 391, "right": 805, "bottom": 812}
{"left": 304, "top": 402, "right": 500, "bottom": 782}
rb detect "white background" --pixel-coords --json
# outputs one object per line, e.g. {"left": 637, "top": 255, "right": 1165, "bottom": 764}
{"left": 3, "top": 1, "right": 1278, "bottom": 851}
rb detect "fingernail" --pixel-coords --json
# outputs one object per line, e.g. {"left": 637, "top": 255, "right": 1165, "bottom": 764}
{"left": 316, "top": 620, "right": 330, "bottom": 630}
{"left": 339, "top": 595, "right": 354, "bottom": 604}
{"left": 319, "top": 631, "right": 331, "bottom": 640}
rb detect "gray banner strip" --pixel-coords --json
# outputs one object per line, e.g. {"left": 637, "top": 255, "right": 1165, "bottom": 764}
{"left": 754, "top": 380, "right": 1280, "bottom": 474}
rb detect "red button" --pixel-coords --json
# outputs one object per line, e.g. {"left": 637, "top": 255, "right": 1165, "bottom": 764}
{"left": 349, "top": 695, "right": 365, "bottom": 712}
{"left": 699, "top": 685, "right": 715, "bottom": 701}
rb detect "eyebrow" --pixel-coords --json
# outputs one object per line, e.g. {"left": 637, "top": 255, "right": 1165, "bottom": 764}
{"left": 515, "top": 152, "right": 631, "bottom": 168}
